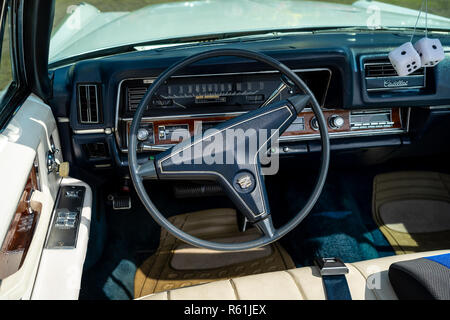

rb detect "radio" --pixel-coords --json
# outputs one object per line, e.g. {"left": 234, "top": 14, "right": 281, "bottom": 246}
{"left": 350, "top": 109, "right": 395, "bottom": 130}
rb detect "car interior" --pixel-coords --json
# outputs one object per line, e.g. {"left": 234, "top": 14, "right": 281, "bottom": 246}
{"left": 0, "top": 0, "right": 449, "bottom": 300}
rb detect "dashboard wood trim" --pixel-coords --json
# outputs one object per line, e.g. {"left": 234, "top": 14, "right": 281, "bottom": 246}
{"left": 123, "top": 108, "right": 404, "bottom": 150}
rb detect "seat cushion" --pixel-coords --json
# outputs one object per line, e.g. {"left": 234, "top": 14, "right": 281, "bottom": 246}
{"left": 389, "top": 253, "right": 450, "bottom": 300}
{"left": 137, "top": 249, "right": 450, "bottom": 300}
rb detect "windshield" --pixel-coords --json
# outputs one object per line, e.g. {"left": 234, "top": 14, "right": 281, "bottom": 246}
{"left": 49, "top": 0, "right": 450, "bottom": 65}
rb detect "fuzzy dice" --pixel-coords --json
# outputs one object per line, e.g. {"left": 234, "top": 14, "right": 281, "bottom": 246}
{"left": 388, "top": 42, "right": 422, "bottom": 77}
{"left": 414, "top": 37, "right": 446, "bottom": 67}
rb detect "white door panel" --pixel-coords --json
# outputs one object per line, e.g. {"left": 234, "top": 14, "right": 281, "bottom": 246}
{"left": 0, "top": 93, "right": 62, "bottom": 299}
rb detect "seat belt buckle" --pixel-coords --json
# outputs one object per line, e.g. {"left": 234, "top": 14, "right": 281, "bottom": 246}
{"left": 314, "top": 257, "right": 349, "bottom": 276}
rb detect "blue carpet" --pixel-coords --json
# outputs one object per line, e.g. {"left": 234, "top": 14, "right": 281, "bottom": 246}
{"left": 273, "top": 168, "right": 395, "bottom": 267}
{"left": 286, "top": 210, "right": 381, "bottom": 267}
{"left": 79, "top": 190, "right": 161, "bottom": 300}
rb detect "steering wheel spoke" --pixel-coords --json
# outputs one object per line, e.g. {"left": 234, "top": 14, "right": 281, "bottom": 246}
{"left": 255, "top": 215, "right": 276, "bottom": 238}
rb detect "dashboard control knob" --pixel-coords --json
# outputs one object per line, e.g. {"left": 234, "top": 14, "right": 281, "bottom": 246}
{"left": 328, "top": 115, "right": 345, "bottom": 129}
{"left": 137, "top": 128, "right": 149, "bottom": 141}
{"left": 310, "top": 117, "right": 319, "bottom": 131}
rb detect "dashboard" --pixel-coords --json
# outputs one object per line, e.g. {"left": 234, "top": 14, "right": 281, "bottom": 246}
{"left": 116, "top": 69, "right": 403, "bottom": 153}
{"left": 48, "top": 31, "right": 450, "bottom": 170}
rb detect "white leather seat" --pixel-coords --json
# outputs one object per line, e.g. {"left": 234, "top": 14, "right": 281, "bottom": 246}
{"left": 137, "top": 249, "right": 450, "bottom": 300}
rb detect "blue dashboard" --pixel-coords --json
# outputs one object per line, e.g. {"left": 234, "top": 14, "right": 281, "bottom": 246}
{"left": 48, "top": 31, "right": 450, "bottom": 171}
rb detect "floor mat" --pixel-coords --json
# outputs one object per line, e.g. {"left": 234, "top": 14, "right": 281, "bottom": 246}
{"left": 282, "top": 210, "right": 381, "bottom": 267}
{"left": 134, "top": 208, "right": 294, "bottom": 298}
{"left": 269, "top": 168, "right": 395, "bottom": 267}
{"left": 373, "top": 171, "right": 450, "bottom": 254}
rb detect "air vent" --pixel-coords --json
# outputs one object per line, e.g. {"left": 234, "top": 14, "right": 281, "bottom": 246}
{"left": 127, "top": 87, "right": 147, "bottom": 111}
{"left": 365, "top": 61, "right": 424, "bottom": 77}
{"left": 363, "top": 58, "right": 425, "bottom": 92}
{"left": 78, "top": 84, "right": 101, "bottom": 123}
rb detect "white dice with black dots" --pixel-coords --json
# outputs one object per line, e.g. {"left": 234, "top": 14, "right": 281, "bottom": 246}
{"left": 414, "top": 37, "right": 445, "bottom": 67}
{"left": 388, "top": 42, "right": 422, "bottom": 77}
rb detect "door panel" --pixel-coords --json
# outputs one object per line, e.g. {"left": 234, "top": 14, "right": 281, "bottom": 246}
{"left": 0, "top": 93, "right": 62, "bottom": 299}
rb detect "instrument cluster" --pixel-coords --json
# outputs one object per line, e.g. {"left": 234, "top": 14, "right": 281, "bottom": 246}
{"left": 118, "top": 69, "right": 333, "bottom": 117}
{"left": 116, "top": 68, "right": 407, "bottom": 152}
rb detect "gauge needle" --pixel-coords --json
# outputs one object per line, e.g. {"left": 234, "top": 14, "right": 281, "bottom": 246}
{"left": 172, "top": 100, "right": 187, "bottom": 109}
{"left": 260, "top": 82, "right": 287, "bottom": 107}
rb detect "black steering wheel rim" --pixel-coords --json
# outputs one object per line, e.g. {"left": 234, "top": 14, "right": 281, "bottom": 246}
{"left": 128, "top": 48, "right": 330, "bottom": 251}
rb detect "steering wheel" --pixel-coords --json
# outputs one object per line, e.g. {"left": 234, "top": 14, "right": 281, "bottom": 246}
{"left": 128, "top": 49, "right": 330, "bottom": 251}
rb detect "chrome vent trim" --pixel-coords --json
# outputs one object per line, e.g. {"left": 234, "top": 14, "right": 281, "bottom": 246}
{"left": 364, "top": 61, "right": 424, "bottom": 78}
{"left": 363, "top": 58, "right": 426, "bottom": 92}
{"left": 78, "top": 84, "right": 100, "bottom": 123}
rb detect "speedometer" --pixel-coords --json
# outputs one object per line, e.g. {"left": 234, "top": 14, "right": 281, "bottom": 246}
{"left": 164, "top": 80, "right": 265, "bottom": 103}
{"left": 120, "top": 68, "right": 332, "bottom": 117}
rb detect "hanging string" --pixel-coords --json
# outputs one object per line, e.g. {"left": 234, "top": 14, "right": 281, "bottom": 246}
{"left": 425, "top": 0, "right": 428, "bottom": 38}
{"left": 410, "top": 0, "right": 426, "bottom": 42}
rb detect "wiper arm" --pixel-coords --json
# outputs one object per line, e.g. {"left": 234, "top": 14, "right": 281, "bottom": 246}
{"left": 312, "top": 25, "right": 450, "bottom": 34}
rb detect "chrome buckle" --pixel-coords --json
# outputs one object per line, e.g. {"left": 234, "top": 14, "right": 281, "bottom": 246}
{"left": 315, "top": 257, "right": 349, "bottom": 276}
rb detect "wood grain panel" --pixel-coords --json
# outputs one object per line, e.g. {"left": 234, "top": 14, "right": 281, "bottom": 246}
{"left": 283, "top": 109, "right": 351, "bottom": 136}
{"left": 0, "top": 165, "right": 41, "bottom": 279}
{"left": 126, "top": 108, "right": 403, "bottom": 146}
